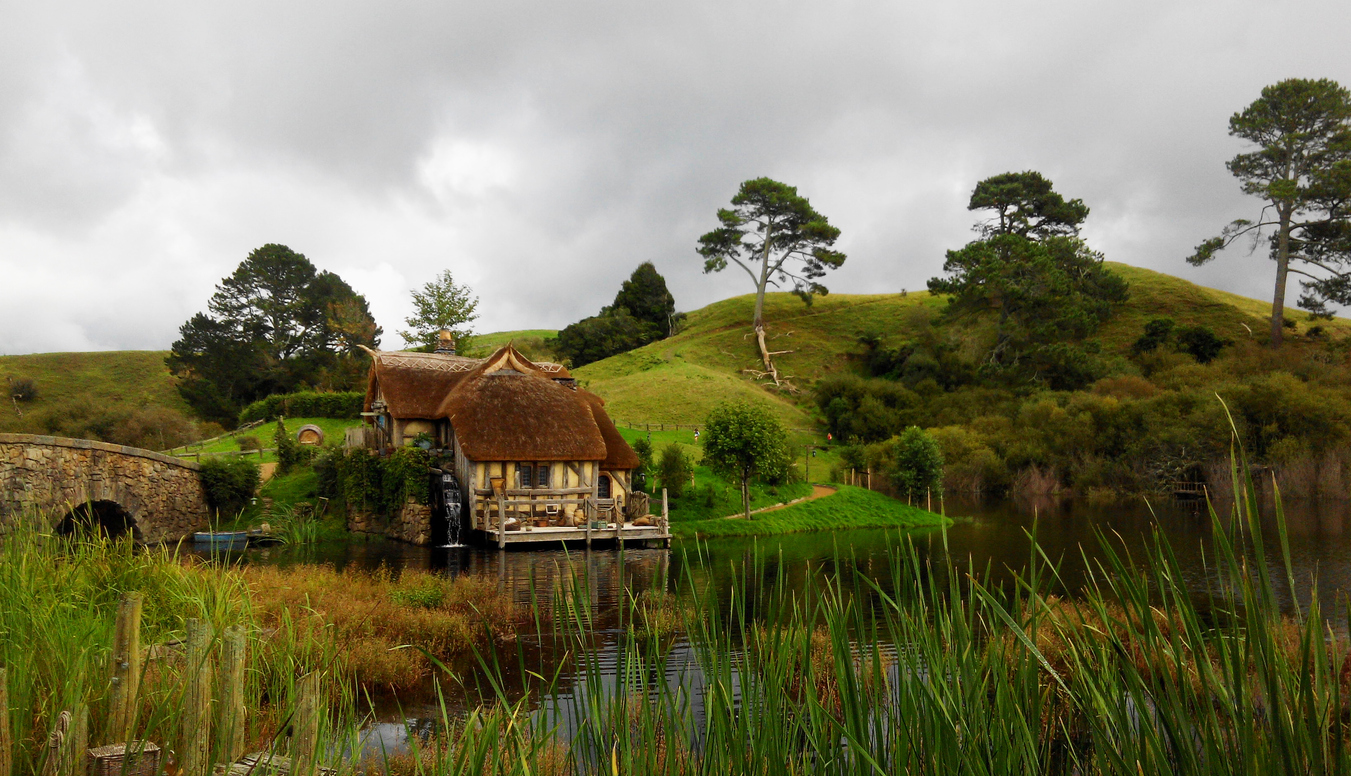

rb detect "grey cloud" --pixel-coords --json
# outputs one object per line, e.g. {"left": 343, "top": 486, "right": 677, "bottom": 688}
{"left": 0, "top": 0, "right": 1349, "bottom": 353}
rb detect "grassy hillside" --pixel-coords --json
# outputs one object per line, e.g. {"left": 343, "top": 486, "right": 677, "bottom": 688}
{"left": 0, "top": 350, "right": 190, "bottom": 438}
{"left": 575, "top": 263, "right": 1351, "bottom": 428}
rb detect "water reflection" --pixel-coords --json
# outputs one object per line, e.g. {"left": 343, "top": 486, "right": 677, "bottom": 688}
{"left": 201, "top": 493, "right": 1351, "bottom": 733}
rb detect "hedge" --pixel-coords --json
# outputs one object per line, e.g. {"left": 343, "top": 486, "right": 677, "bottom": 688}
{"left": 239, "top": 391, "right": 364, "bottom": 424}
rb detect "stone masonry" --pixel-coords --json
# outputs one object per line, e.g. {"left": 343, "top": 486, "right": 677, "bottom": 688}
{"left": 0, "top": 433, "right": 210, "bottom": 543}
{"left": 347, "top": 499, "right": 435, "bottom": 545}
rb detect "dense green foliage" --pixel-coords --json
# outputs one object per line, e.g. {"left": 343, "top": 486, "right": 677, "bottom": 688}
{"left": 885, "top": 426, "right": 945, "bottom": 499}
{"left": 167, "top": 244, "right": 379, "bottom": 425}
{"left": 238, "top": 390, "right": 363, "bottom": 424}
{"left": 554, "top": 262, "right": 679, "bottom": 367}
{"left": 1190, "top": 78, "right": 1351, "bottom": 344}
{"left": 197, "top": 456, "right": 261, "bottom": 518}
{"left": 396, "top": 268, "right": 479, "bottom": 350}
{"left": 656, "top": 442, "right": 694, "bottom": 499}
{"left": 929, "top": 172, "right": 1129, "bottom": 389}
{"left": 702, "top": 400, "right": 792, "bottom": 517}
{"left": 321, "top": 446, "right": 431, "bottom": 514}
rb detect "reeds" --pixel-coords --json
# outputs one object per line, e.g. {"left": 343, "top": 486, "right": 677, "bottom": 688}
{"left": 6, "top": 447, "right": 1351, "bottom": 774}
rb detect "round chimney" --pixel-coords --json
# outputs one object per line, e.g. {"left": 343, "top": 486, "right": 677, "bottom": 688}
{"left": 435, "top": 330, "right": 456, "bottom": 355}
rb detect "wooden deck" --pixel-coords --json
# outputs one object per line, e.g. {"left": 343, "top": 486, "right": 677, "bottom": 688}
{"left": 473, "top": 521, "right": 670, "bottom": 547}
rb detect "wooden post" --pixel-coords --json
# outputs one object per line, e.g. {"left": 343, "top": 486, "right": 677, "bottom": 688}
{"left": 0, "top": 667, "right": 10, "bottom": 776}
{"left": 497, "top": 493, "right": 506, "bottom": 549}
{"left": 180, "top": 619, "right": 212, "bottom": 776}
{"left": 107, "top": 593, "right": 142, "bottom": 744}
{"left": 927, "top": 489, "right": 932, "bottom": 512}
{"left": 293, "top": 673, "right": 321, "bottom": 776}
{"left": 867, "top": 468, "right": 871, "bottom": 490}
{"left": 662, "top": 488, "right": 670, "bottom": 547}
{"left": 217, "top": 626, "right": 246, "bottom": 763}
{"left": 584, "top": 498, "right": 592, "bottom": 548}
{"left": 66, "top": 706, "right": 87, "bottom": 776}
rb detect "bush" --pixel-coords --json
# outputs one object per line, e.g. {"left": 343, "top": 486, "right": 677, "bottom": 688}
{"left": 1132, "top": 318, "right": 1175, "bottom": 354}
{"left": 1176, "top": 325, "right": 1229, "bottom": 364}
{"left": 330, "top": 447, "right": 431, "bottom": 514}
{"left": 238, "top": 435, "right": 262, "bottom": 451}
{"left": 108, "top": 406, "right": 199, "bottom": 450}
{"left": 884, "top": 427, "right": 945, "bottom": 501}
{"left": 198, "top": 456, "right": 261, "bottom": 518}
{"left": 238, "top": 391, "right": 363, "bottom": 424}
{"left": 657, "top": 443, "right": 694, "bottom": 499}
{"left": 7, "top": 377, "right": 36, "bottom": 402}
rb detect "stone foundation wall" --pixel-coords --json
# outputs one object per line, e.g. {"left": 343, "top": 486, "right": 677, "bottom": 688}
{"left": 0, "top": 433, "right": 210, "bottom": 543}
{"left": 346, "top": 499, "right": 435, "bottom": 546}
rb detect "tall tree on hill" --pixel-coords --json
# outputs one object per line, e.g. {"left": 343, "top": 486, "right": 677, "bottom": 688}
{"left": 697, "top": 178, "right": 846, "bottom": 385}
{"left": 612, "top": 261, "right": 677, "bottom": 337}
{"left": 1189, "top": 78, "right": 1351, "bottom": 347}
{"left": 398, "top": 269, "right": 480, "bottom": 350}
{"left": 928, "top": 172, "right": 1128, "bottom": 389}
{"left": 553, "top": 262, "right": 679, "bottom": 367}
{"left": 168, "top": 244, "right": 380, "bottom": 425}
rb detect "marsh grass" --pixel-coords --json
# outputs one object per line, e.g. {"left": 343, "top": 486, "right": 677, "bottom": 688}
{"left": 9, "top": 440, "right": 1351, "bottom": 774}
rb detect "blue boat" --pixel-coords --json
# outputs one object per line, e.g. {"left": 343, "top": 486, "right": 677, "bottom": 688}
{"left": 192, "top": 530, "right": 249, "bottom": 550}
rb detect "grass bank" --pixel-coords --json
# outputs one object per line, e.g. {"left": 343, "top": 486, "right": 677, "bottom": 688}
{"left": 670, "top": 484, "right": 947, "bottom": 539}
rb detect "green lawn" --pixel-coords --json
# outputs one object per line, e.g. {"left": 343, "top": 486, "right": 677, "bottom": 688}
{"left": 169, "top": 417, "right": 364, "bottom": 462}
{"left": 0, "top": 350, "right": 189, "bottom": 435}
{"left": 671, "top": 485, "right": 948, "bottom": 539}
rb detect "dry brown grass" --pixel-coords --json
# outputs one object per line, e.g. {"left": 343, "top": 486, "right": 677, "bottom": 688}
{"left": 242, "top": 565, "right": 527, "bottom": 690}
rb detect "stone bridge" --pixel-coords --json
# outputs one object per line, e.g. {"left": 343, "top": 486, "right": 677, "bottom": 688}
{"left": 0, "top": 433, "right": 210, "bottom": 543}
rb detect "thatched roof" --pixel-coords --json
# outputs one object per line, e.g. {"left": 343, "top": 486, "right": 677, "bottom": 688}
{"left": 579, "top": 390, "right": 641, "bottom": 470}
{"left": 434, "top": 346, "right": 605, "bottom": 462}
{"left": 362, "top": 346, "right": 573, "bottom": 419}
{"left": 364, "top": 349, "right": 481, "bottom": 418}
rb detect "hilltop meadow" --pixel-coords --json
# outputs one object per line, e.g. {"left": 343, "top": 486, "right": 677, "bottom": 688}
{"left": 6, "top": 263, "right": 1351, "bottom": 502}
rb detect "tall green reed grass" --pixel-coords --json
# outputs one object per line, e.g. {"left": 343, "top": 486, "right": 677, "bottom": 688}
{"left": 5, "top": 443, "right": 1351, "bottom": 774}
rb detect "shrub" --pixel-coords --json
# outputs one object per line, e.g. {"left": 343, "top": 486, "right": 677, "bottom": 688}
{"left": 198, "top": 456, "right": 261, "bottom": 518}
{"left": 238, "top": 391, "right": 363, "bottom": 424}
{"left": 237, "top": 435, "right": 262, "bottom": 451}
{"left": 1176, "top": 325, "right": 1229, "bottom": 364}
{"left": 108, "top": 406, "right": 198, "bottom": 450}
{"left": 886, "top": 427, "right": 945, "bottom": 500}
{"left": 7, "top": 377, "right": 36, "bottom": 402}
{"left": 1132, "top": 318, "right": 1175, "bottom": 354}
{"left": 274, "top": 418, "right": 300, "bottom": 475}
{"left": 657, "top": 443, "right": 694, "bottom": 499}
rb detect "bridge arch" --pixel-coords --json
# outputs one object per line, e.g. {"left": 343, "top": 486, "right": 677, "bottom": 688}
{"left": 0, "top": 434, "right": 210, "bottom": 543}
{"left": 56, "top": 500, "right": 142, "bottom": 541}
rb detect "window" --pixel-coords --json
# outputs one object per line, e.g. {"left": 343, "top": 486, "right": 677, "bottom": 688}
{"left": 597, "top": 474, "right": 611, "bottom": 499}
{"left": 518, "top": 464, "right": 533, "bottom": 489}
{"left": 536, "top": 464, "right": 550, "bottom": 488}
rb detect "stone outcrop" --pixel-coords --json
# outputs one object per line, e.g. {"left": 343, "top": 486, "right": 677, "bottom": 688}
{"left": 0, "top": 434, "right": 210, "bottom": 543}
{"left": 346, "top": 499, "right": 435, "bottom": 545}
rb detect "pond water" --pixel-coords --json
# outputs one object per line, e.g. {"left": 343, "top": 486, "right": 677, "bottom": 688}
{"left": 205, "top": 492, "right": 1351, "bottom": 752}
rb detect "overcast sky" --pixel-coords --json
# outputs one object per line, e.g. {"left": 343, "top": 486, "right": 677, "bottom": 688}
{"left": 2, "top": 0, "right": 1348, "bottom": 354}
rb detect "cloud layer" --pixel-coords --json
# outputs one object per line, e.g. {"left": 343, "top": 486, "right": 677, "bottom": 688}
{"left": 2, "top": 0, "right": 1348, "bottom": 353}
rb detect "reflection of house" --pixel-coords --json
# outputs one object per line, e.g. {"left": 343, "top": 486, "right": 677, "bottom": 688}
{"left": 359, "top": 337, "right": 665, "bottom": 546}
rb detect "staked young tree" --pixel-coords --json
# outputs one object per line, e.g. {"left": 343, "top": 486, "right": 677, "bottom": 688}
{"left": 701, "top": 401, "right": 791, "bottom": 519}
{"left": 928, "top": 173, "right": 1128, "bottom": 388}
{"left": 168, "top": 244, "right": 380, "bottom": 425}
{"left": 697, "top": 178, "right": 846, "bottom": 384}
{"left": 1188, "top": 78, "right": 1351, "bottom": 347}
{"left": 397, "top": 269, "right": 479, "bottom": 351}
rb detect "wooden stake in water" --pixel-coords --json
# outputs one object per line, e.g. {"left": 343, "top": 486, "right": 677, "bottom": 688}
{"left": 0, "top": 667, "right": 11, "bottom": 776}
{"left": 217, "top": 626, "right": 246, "bottom": 763}
{"left": 180, "top": 619, "right": 213, "bottom": 776}
{"left": 107, "top": 593, "right": 143, "bottom": 744}
{"left": 292, "top": 673, "right": 321, "bottom": 776}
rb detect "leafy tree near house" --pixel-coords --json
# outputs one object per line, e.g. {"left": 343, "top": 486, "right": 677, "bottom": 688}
{"left": 701, "top": 401, "right": 791, "bottom": 519}
{"left": 927, "top": 171, "right": 1128, "bottom": 389}
{"left": 1188, "top": 78, "right": 1351, "bottom": 346}
{"left": 554, "top": 262, "right": 679, "bottom": 368}
{"left": 397, "top": 269, "right": 480, "bottom": 351}
{"left": 168, "top": 244, "right": 380, "bottom": 425}
{"left": 697, "top": 178, "right": 846, "bottom": 384}
{"left": 656, "top": 442, "right": 694, "bottom": 500}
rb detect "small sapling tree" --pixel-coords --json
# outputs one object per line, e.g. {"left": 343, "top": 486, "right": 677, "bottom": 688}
{"left": 888, "top": 427, "right": 944, "bottom": 503}
{"left": 701, "top": 401, "right": 790, "bottom": 519}
{"left": 398, "top": 269, "right": 480, "bottom": 351}
{"left": 656, "top": 443, "right": 693, "bottom": 499}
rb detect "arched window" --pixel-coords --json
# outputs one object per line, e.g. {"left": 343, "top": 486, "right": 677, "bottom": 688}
{"left": 597, "top": 474, "right": 611, "bottom": 499}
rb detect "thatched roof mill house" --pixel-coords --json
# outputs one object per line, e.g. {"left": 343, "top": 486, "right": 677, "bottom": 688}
{"left": 357, "top": 337, "right": 666, "bottom": 547}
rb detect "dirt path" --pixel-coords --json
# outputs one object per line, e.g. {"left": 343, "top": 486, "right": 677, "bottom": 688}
{"left": 729, "top": 484, "right": 837, "bottom": 519}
